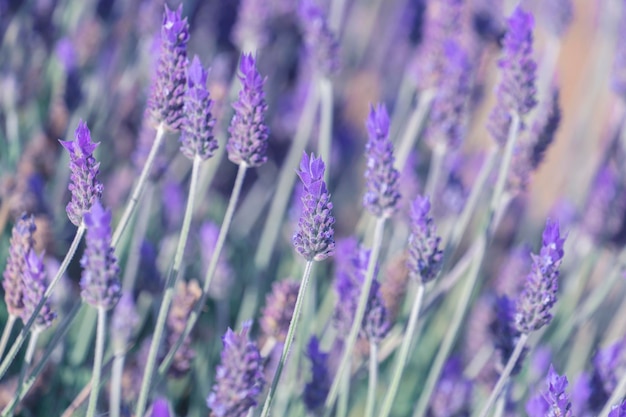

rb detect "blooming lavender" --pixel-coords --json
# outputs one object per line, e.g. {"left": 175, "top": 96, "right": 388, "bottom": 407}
{"left": 541, "top": 0, "right": 574, "bottom": 38}
{"left": 363, "top": 104, "right": 401, "bottom": 218}
{"left": 526, "top": 365, "right": 572, "bottom": 417}
{"left": 207, "top": 322, "right": 265, "bottom": 417}
{"left": 407, "top": 195, "right": 443, "bottom": 283}
{"left": 80, "top": 201, "right": 121, "bottom": 310}
{"left": 488, "top": 6, "right": 538, "bottom": 146}
{"left": 199, "top": 221, "right": 233, "bottom": 299}
{"left": 180, "top": 55, "right": 217, "bottom": 161}
{"left": 60, "top": 121, "right": 104, "bottom": 226}
{"left": 332, "top": 238, "right": 369, "bottom": 335}
{"left": 585, "top": 340, "right": 626, "bottom": 411}
{"left": 226, "top": 53, "right": 269, "bottom": 168}
{"left": 260, "top": 279, "right": 300, "bottom": 343}
{"left": 21, "top": 250, "right": 55, "bottom": 329}
{"left": 166, "top": 279, "right": 201, "bottom": 378}
{"left": 304, "top": 337, "right": 331, "bottom": 412}
{"left": 490, "top": 295, "right": 528, "bottom": 375}
{"left": 609, "top": 400, "right": 626, "bottom": 417}
{"left": 515, "top": 219, "right": 565, "bottom": 334}
{"left": 110, "top": 292, "right": 139, "bottom": 352}
{"left": 293, "top": 152, "right": 335, "bottom": 261}
{"left": 300, "top": 1, "right": 339, "bottom": 76}
{"left": 232, "top": 0, "right": 269, "bottom": 52}
{"left": 427, "top": 358, "right": 472, "bottom": 417}
{"left": 583, "top": 163, "right": 626, "bottom": 243}
{"left": 150, "top": 397, "right": 171, "bottom": 417}
{"left": 2, "top": 213, "right": 36, "bottom": 317}
{"left": 362, "top": 279, "right": 390, "bottom": 345}
{"left": 148, "top": 5, "right": 190, "bottom": 131}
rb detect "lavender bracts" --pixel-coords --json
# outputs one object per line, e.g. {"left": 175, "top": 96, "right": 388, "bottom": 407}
{"left": 526, "top": 365, "right": 573, "bottom": 417}
{"left": 2, "top": 213, "right": 36, "bottom": 317}
{"left": 21, "top": 250, "right": 56, "bottom": 329}
{"left": 407, "top": 195, "right": 443, "bottom": 284}
{"left": 304, "top": 337, "right": 331, "bottom": 412}
{"left": 60, "top": 121, "right": 103, "bottom": 226}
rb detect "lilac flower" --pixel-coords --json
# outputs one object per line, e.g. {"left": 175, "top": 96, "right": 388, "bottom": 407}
{"left": 180, "top": 55, "right": 217, "bottom": 161}
{"left": 407, "top": 195, "right": 443, "bottom": 284}
{"left": 541, "top": 0, "right": 574, "bottom": 38}
{"left": 60, "top": 121, "right": 103, "bottom": 226}
{"left": 260, "top": 279, "right": 300, "bottom": 343}
{"left": 304, "top": 337, "right": 331, "bottom": 412}
{"left": 232, "top": 0, "right": 269, "bottom": 52}
{"left": 427, "top": 358, "right": 472, "bottom": 417}
{"left": 526, "top": 365, "right": 572, "bottom": 417}
{"left": 227, "top": 53, "right": 269, "bottom": 168}
{"left": 110, "top": 292, "right": 139, "bottom": 352}
{"left": 488, "top": 7, "right": 538, "bottom": 146}
{"left": 150, "top": 397, "right": 171, "bottom": 417}
{"left": 515, "top": 219, "right": 565, "bottom": 334}
{"left": 148, "top": 5, "right": 190, "bottom": 131}
{"left": 300, "top": 1, "right": 339, "bottom": 76}
{"left": 2, "top": 213, "right": 36, "bottom": 317}
{"left": 293, "top": 152, "right": 335, "bottom": 261}
{"left": 80, "top": 201, "right": 121, "bottom": 310}
{"left": 609, "top": 400, "right": 626, "bottom": 417}
{"left": 363, "top": 104, "right": 401, "bottom": 218}
{"left": 490, "top": 295, "right": 528, "bottom": 375}
{"left": 21, "top": 250, "right": 56, "bottom": 329}
{"left": 207, "top": 322, "right": 265, "bottom": 417}
{"left": 166, "top": 280, "right": 201, "bottom": 378}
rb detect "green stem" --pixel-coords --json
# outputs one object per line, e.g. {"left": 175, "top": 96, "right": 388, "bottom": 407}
{"left": 0, "top": 224, "right": 85, "bottom": 381}
{"left": 318, "top": 77, "right": 333, "bottom": 184}
{"left": 86, "top": 308, "right": 106, "bottom": 417}
{"left": 337, "top": 365, "right": 350, "bottom": 417}
{"left": 379, "top": 283, "right": 425, "bottom": 417}
{"left": 0, "top": 315, "right": 16, "bottom": 361}
{"left": 12, "top": 330, "right": 38, "bottom": 417}
{"left": 157, "top": 163, "right": 248, "bottom": 377}
{"left": 110, "top": 351, "right": 126, "bottom": 417}
{"left": 365, "top": 342, "right": 378, "bottom": 417}
{"left": 111, "top": 123, "right": 165, "bottom": 247}
{"left": 259, "top": 261, "right": 314, "bottom": 417}
{"left": 325, "top": 217, "right": 386, "bottom": 410}
{"left": 134, "top": 155, "right": 202, "bottom": 416}
{"left": 395, "top": 90, "right": 434, "bottom": 171}
{"left": 475, "top": 333, "right": 529, "bottom": 417}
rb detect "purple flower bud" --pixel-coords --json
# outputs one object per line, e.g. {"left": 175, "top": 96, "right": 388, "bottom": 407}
{"left": 21, "top": 249, "right": 56, "bottom": 329}
{"left": 148, "top": 5, "right": 190, "bottom": 131}
{"left": 300, "top": 1, "right": 339, "bottom": 76}
{"left": 167, "top": 279, "right": 201, "bottom": 378}
{"left": 515, "top": 219, "right": 565, "bottom": 333}
{"left": 428, "top": 358, "right": 473, "bottom": 417}
{"left": 609, "top": 400, "right": 626, "bottom": 417}
{"left": 150, "top": 397, "right": 171, "bottom": 417}
{"left": 60, "top": 121, "right": 104, "bottom": 226}
{"left": 80, "top": 201, "right": 121, "bottom": 310}
{"left": 207, "top": 322, "right": 265, "bottom": 417}
{"left": 363, "top": 104, "right": 401, "bottom": 218}
{"left": 488, "top": 7, "right": 538, "bottom": 146}
{"left": 407, "top": 195, "right": 443, "bottom": 284}
{"left": 490, "top": 295, "right": 528, "bottom": 375}
{"left": 304, "top": 337, "right": 331, "bottom": 412}
{"left": 526, "top": 365, "right": 573, "bottom": 417}
{"left": 227, "top": 53, "right": 269, "bottom": 168}
{"left": 293, "top": 152, "right": 335, "bottom": 261}
{"left": 260, "top": 279, "right": 300, "bottom": 343}
{"left": 110, "top": 292, "right": 139, "bottom": 352}
{"left": 180, "top": 55, "right": 217, "bottom": 161}
{"left": 2, "top": 213, "right": 36, "bottom": 317}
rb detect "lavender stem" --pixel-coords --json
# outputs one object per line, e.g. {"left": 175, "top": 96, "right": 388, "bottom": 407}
{"left": 424, "top": 143, "right": 446, "bottom": 203}
{"left": 0, "top": 315, "right": 16, "bottom": 361}
{"left": 109, "top": 352, "right": 125, "bottom": 417}
{"left": 86, "top": 307, "right": 106, "bottom": 417}
{"left": 259, "top": 260, "right": 314, "bottom": 417}
{"left": 318, "top": 77, "right": 333, "bottom": 184}
{"left": 13, "top": 329, "right": 38, "bottom": 416}
{"left": 365, "top": 342, "right": 379, "bottom": 417}
{"left": 395, "top": 89, "right": 435, "bottom": 171}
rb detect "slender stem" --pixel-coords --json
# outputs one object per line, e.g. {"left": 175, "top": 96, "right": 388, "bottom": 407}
{"left": 12, "top": 330, "right": 38, "bottom": 417}
{"left": 86, "top": 308, "right": 106, "bottom": 417}
{"left": 0, "top": 315, "right": 16, "bottom": 361}
{"left": 475, "top": 333, "right": 529, "bottom": 417}
{"left": 157, "top": 163, "right": 248, "bottom": 377}
{"left": 111, "top": 123, "right": 165, "bottom": 247}
{"left": 110, "top": 350, "right": 126, "bottom": 417}
{"left": 325, "top": 217, "right": 386, "bottom": 410}
{"left": 0, "top": 224, "right": 85, "bottom": 381}
{"left": 135, "top": 155, "right": 202, "bottom": 417}
{"left": 395, "top": 90, "right": 434, "bottom": 171}
{"left": 337, "top": 365, "right": 350, "bottom": 417}
{"left": 492, "top": 382, "right": 510, "bottom": 417}
{"left": 318, "top": 77, "right": 333, "bottom": 184}
{"left": 424, "top": 144, "right": 446, "bottom": 203}
{"left": 379, "top": 283, "right": 425, "bottom": 417}
{"left": 328, "top": 0, "right": 347, "bottom": 33}
{"left": 365, "top": 342, "right": 378, "bottom": 417}
{"left": 259, "top": 261, "right": 315, "bottom": 417}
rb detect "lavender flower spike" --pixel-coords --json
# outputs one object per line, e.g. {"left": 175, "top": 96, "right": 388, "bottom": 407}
{"left": 613, "top": 0, "right": 626, "bottom": 98}
{"left": 363, "top": 103, "right": 401, "bottom": 218}
{"left": 180, "top": 55, "right": 217, "bottom": 161}
{"left": 227, "top": 53, "right": 269, "bottom": 167}
{"left": 21, "top": 250, "right": 56, "bottom": 330}
{"left": 148, "top": 5, "right": 190, "bottom": 131}
{"left": 526, "top": 365, "right": 572, "bottom": 417}
{"left": 515, "top": 219, "right": 565, "bottom": 334}
{"left": 2, "top": 213, "right": 36, "bottom": 317}
{"left": 300, "top": 1, "right": 339, "bottom": 76}
{"left": 260, "top": 279, "right": 300, "bottom": 343}
{"left": 293, "top": 152, "right": 335, "bottom": 261}
{"left": 207, "top": 322, "right": 265, "bottom": 417}
{"left": 407, "top": 195, "right": 443, "bottom": 284}
{"left": 363, "top": 279, "right": 390, "bottom": 345}
{"left": 80, "top": 201, "right": 121, "bottom": 310}
{"left": 60, "top": 121, "right": 103, "bottom": 226}
{"left": 304, "top": 337, "right": 331, "bottom": 412}
{"left": 609, "top": 399, "right": 626, "bottom": 417}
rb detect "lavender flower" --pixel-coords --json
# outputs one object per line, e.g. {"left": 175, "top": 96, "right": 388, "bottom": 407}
{"left": 332, "top": 238, "right": 369, "bottom": 335}
{"left": 166, "top": 279, "right": 201, "bottom": 378}
{"left": 362, "top": 279, "right": 390, "bottom": 345}
{"left": 207, "top": 322, "right": 265, "bottom": 417}
{"left": 490, "top": 295, "right": 528, "bottom": 375}
{"left": 180, "top": 55, "right": 217, "bottom": 161}
{"left": 110, "top": 292, "right": 139, "bottom": 352}
{"left": 526, "top": 365, "right": 572, "bottom": 417}
{"left": 587, "top": 340, "right": 626, "bottom": 411}
{"left": 232, "top": 0, "right": 269, "bottom": 52}
{"left": 2, "top": 213, "right": 36, "bottom": 317}
{"left": 609, "top": 400, "right": 626, "bottom": 417}
{"left": 150, "top": 397, "right": 171, "bottom": 417}
{"left": 300, "top": 1, "right": 339, "bottom": 76}
{"left": 541, "top": 0, "right": 573, "bottom": 38}
{"left": 613, "top": 1, "right": 626, "bottom": 98}
{"left": 21, "top": 250, "right": 55, "bottom": 329}
{"left": 427, "top": 358, "right": 472, "bottom": 417}
{"left": 199, "top": 221, "right": 233, "bottom": 299}
{"left": 488, "top": 6, "right": 538, "bottom": 146}
{"left": 80, "top": 201, "right": 121, "bottom": 310}
{"left": 227, "top": 53, "right": 269, "bottom": 168}
{"left": 582, "top": 163, "right": 626, "bottom": 243}
{"left": 148, "top": 5, "right": 190, "bottom": 131}
{"left": 260, "top": 279, "right": 300, "bottom": 343}
{"left": 293, "top": 152, "right": 335, "bottom": 261}
{"left": 515, "top": 219, "right": 565, "bottom": 334}
{"left": 60, "top": 121, "right": 103, "bottom": 226}
{"left": 363, "top": 104, "right": 401, "bottom": 218}
{"left": 304, "top": 337, "right": 331, "bottom": 412}
{"left": 407, "top": 195, "right": 443, "bottom": 284}
{"left": 380, "top": 252, "right": 410, "bottom": 322}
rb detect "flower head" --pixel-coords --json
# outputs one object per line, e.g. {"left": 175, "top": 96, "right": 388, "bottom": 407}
{"left": 166, "top": 279, "right": 201, "bottom": 378}
{"left": 80, "top": 201, "right": 121, "bottom": 310}
{"left": 609, "top": 400, "right": 626, "bottom": 417}
{"left": 110, "top": 292, "right": 139, "bottom": 353}
{"left": 199, "top": 221, "right": 233, "bottom": 300}
{"left": 150, "top": 397, "right": 171, "bottom": 417}
{"left": 227, "top": 53, "right": 269, "bottom": 168}
{"left": 428, "top": 358, "right": 473, "bottom": 417}
{"left": 490, "top": 295, "right": 528, "bottom": 375}
{"left": 180, "top": 55, "right": 217, "bottom": 161}
{"left": 362, "top": 279, "right": 390, "bottom": 345}
{"left": 583, "top": 161, "right": 626, "bottom": 243}
{"left": 2, "top": 213, "right": 36, "bottom": 317}
{"left": 260, "top": 279, "right": 300, "bottom": 343}
{"left": 293, "top": 152, "right": 335, "bottom": 261}
{"left": 60, "top": 121, "right": 103, "bottom": 226}
{"left": 232, "top": 0, "right": 269, "bottom": 52}
{"left": 300, "top": 1, "right": 339, "bottom": 76}
{"left": 407, "top": 195, "right": 443, "bottom": 284}
{"left": 526, "top": 365, "right": 573, "bottom": 417}
{"left": 363, "top": 103, "right": 401, "bottom": 218}
{"left": 304, "top": 337, "right": 331, "bottom": 412}
{"left": 21, "top": 249, "right": 56, "bottom": 329}
{"left": 207, "top": 322, "right": 265, "bottom": 417}
{"left": 541, "top": 0, "right": 573, "bottom": 38}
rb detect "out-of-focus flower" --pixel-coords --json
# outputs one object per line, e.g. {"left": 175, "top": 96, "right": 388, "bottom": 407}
{"left": 166, "top": 279, "right": 201, "bottom": 378}
{"left": 582, "top": 163, "right": 626, "bottom": 243}
{"left": 362, "top": 279, "right": 390, "bottom": 344}
{"left": 232, "top": 0, "right": 269, "bottom": 52}
{"left": 199, "top": 221, "right": 233, "bottom": 300}
{"left": 110, "top": 292, "right": 139, "bottom": 353}
{"left": 21, "top": 249, "right": 56, "bottom": 329}
{"left": 588, "top": 340, "right": 626, "bottom": 411}
{"left": 60, "top": 120, "right": 103, "bottom": 226}
{"left": 427, "top": 357, "right": 472, "bottom": 417}
{"left": 526, "top": 365, "right": 572, "bottom": 417}
{"left": 150, "top": 397, "right": 171, "bottom": 417}
{"left": 304, "top": 336, "right": 331, "bottom": 412}
{"left": 380, "top": 252, "right": 410, "bottom": 321}
{"left": 491, "top": 295, "right": 528, "bottom": 375}
{"left": 2, "top": 213, "right": 36, "bottom": 317}
{"left": 300, "top": 1, "right": 339, "bottom": 76}
{"left": 609, "top": 399, "right": 626, "bottom": 417}
{"left": 332, "top": 238, "right": 369, "bottom": 335}
{"left": 613, "top": 0, "right": 626, "bottom": 98}
{"left": 541, "top": 0, "right": 573, "bottom": 38}
{"left": 494, "top": 244, "right": 530, "bottom": 297}
{"left": 260, "top": 279, "right": 300, "bottom": 343}
{"left": 407, "top": 195, "right": 443, "bottom": 284}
